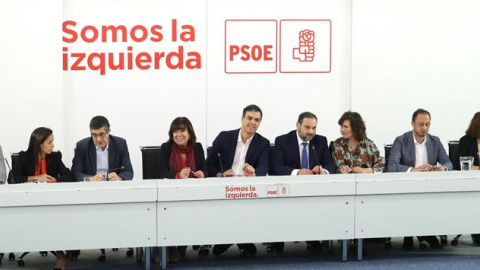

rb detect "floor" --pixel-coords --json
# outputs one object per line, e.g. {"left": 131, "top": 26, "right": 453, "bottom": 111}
{"left": 1, "top": 236, "right": 480, "bottom": 270}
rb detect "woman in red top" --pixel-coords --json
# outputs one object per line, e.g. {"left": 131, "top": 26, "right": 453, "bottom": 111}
{"left": 13, "top": 127, "right": 72, "bottom": 270}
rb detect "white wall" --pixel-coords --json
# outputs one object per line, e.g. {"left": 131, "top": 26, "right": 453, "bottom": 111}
{"left": 351, "top": 0, "right": 480, "bottom": 154}
{"left": 0, "top": 0, "right": 63, "bottom": 162}
{"left": 1, "top": 0, "right": 478, "bottom": 178}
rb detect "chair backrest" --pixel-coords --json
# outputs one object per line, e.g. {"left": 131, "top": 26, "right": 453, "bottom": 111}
{"left": 329, "top": 141, "right": 334, "bottom": 155}
{"left": 206, "top": 146, "right": 212, "bottom": 157}
{"left": 268, "top": 144, "right": 275, "bottom": 175}
{"left": 0, "top": 146, "right": 6, "bottom": 184}
{"left": 384, "top": 144, "right": 393, "bottom": 171}
{"left": 140, "top": 146, "right": 162, "bottom": 179}
{"left": 8, "top": 152, "right": 20, "bottom": 184}
{"left": 448, "top": 140, "right": 460, "bottom": 168}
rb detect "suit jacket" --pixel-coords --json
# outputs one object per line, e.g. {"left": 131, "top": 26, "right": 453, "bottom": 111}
{"left": 272, "top": 130, "right": 336, "bottom": 175}
{"left": 206, "top": 129, "right": 270, "bottom": 177}
{"left": 454, "top": 135, "right": 479, "bottom": 170}
{"left": 159, "top": 141, "right": 207, "bottom": 179}
{"left": 71, "top": 135, "right": 134, "bottom": 181}
{"left": 13, "top": 151, "right": 72, "bottom": 183}
{"left": 387, "top": 131, "right": 453, "bottom": 172}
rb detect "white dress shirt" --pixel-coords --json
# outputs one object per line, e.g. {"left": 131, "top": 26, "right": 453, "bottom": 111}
{"left": 408, "top": 133, "right": 428, "bottom": 172}
{"left": 96, "top": 143, "right": 109, "bottom": 173}
{"left": 231, "top": 131, "right": 253, "bottom": 177}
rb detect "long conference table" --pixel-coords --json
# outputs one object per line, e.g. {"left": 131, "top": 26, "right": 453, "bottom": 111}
{"left": 1, "top": 171, "right": 480, "bottom": 269}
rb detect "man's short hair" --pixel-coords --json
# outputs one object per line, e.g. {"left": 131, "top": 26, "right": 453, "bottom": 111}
{"left": 90, "top": 116, "right": 110, "bottom": 131}
{"left": 297, "top": 112, "right": 317, "bottom": 125}
{"left": 412, "top": 109, "right": 431, "bottom": 122}
{"left": 242, "top": 104, "right": 263, "bottom": 120}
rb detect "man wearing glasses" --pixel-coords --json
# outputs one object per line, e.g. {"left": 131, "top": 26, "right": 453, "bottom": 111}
{"left": 72, "top": 115, "right": 133, "bottom": 181}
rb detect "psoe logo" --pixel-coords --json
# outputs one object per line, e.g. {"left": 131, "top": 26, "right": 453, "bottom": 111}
{"left": 293, "top": 29, "right": 315, "bottom": 62}
{"left": 280, "top": 19, "right": 331, "bottom": 73}
{"left": 224, "top": 19, "right": 331, "bottom": 74}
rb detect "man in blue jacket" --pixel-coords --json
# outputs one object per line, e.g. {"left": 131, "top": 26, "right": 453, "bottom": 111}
{"left": 387, "top": 108, "right": 452, "bottom": 250}
{"left": 206, "top": 104, "right": 270, "bottom": 258}
{"left": 72, "top": 115, "right": 133, "bottom": 181}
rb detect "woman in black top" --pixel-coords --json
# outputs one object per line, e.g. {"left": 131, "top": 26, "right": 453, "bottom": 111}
{"left": 455, "top": 112, "right": 480, "bottom": 246}
{"left": 13, "top": 127, "right": 72, "bottom": 270}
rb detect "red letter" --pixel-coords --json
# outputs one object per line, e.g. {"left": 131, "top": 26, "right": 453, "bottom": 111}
{"left": 135, "top": 52, "right": 152, "bottom": 69}
{"left": 150, "top": 25, "right": 163, "bottom": 42}
{"left": 102, "top": 25, "right": 127, "bottom": 42}
{"left": 63, "top": 20, "right": 77, "bottom": 43}
{"left": 264, "top": 45, "right": 273, "bottom": 61}
{"left": 240, "top": 45, "right": 251, "bottom": 61}
{"left": 229, "top": 45, "right": 240, "bottom": 61}
{"left": 186, "top": 52, "right": 201, "bottom": 69}
{"left": 251, "top": 45, "right": 262, "bottom": 61}
{"left": 63, "top": 47, "right": 68, "bottom": 70}
{"left": 166, "top": 46, "right": 184, "bottom": 69}
{"left": 81, "top": 25, "right": 99, "bottom": 43}
{"left": 87, "top": 53, "right": 106, "bottom": 75}
{"left": 131, "top": 25, "right": 148, "bottom": 42}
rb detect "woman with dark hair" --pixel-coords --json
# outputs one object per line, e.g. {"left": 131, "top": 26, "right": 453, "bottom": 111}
{"left": 157, "top": 117, "right": 207, "bottom": 262}
{"left": 14, "top": 127, "right": 72, "bottom": 183}
{"left": 455, "top": 112, "right": 480, "bottom": 171}
{"left": 333, "top": 111, "right": 385, "bottom": 174}
{"left": 455, "top": 112, "right": 480, "bottom": 245}
{"left": 159, "top": 117, "right": 207, "bottom": 179}
{"left": 13, "top": 127, "right": 72, "bottom": 270}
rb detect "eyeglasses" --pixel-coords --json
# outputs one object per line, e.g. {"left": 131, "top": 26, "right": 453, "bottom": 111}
{"left": 91, "top": 132, "right": 108, "bottom": 139}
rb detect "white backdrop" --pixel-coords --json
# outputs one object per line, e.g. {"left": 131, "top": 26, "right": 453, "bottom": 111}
{"left": 1, "top": 0, "right": 478, "bottom": 178}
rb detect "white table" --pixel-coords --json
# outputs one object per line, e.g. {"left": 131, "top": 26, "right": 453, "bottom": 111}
{"left": 156, "top": 174, "right": 356, "bottom": 269}
{"left": 354, "top": 171, "right": 480, "bottom": 260}
{"left": 0, "top": 181, "right": 157, "bottom": 253}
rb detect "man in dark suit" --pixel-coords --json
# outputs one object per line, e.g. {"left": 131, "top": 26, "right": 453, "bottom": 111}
{"left": 273, "top": 111, "right": 335, "bottom": 176}
{"left": 387, "top": 108, "right": 453, "bottom": 250}
{"left": 72, "top": 116, "right": 133, "bottom": 181}
{"left": 269, "top": 111, "right": 336, "bottom": 253}
{"left": 206, "top": 104, "right": 270, "bottom": 258}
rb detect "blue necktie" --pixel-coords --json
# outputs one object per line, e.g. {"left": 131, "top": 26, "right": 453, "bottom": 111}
{"left": 301, "top": 142, "right": 308, "bottom": 169}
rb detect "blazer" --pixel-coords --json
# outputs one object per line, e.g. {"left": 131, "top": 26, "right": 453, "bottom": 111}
{"left": 0, "top": 145, "right": 6, "bottom": 184}
{"left": 13, "top": 151, "right": 72, "bottom": 183}
{"left": 387, "top": 131, "right": 453, "bottom": 172}
{"left": 71, "top": 135, "right": 134, "bottom": 181}
{"left": 206, "top": 129, "right": 270, "bottom": 177}
{"left": 272, "top": 130, "right": 336, "bottom": 175}
{"left": 159, "top": 141, "right": 207, "bottom": 179}
{"left": 454, "top": 135, "right": 479, "bottom": 170}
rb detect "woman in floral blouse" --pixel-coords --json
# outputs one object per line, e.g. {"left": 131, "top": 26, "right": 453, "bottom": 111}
{"left": 333, "top": 111, "right": 385, "bottom": 173}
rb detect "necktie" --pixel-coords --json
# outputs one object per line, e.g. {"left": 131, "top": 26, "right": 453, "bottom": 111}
{"left": 301, "top": 142, "right": 308, "bottom": 169}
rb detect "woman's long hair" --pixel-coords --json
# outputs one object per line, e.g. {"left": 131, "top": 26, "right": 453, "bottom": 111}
{"left": 27, "top": 127, "right": 53, "bottom": 168}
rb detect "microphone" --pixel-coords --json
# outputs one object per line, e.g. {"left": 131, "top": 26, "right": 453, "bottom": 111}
{"left": 109, "top": 166, "right": 125, "bottom": 172}
{"left": 311, "top": 146, "right": 321, "bottom": 174}
{"left": 218, "top": 153, "right": 224, "bottom": 177}
{"left": 5, "top": 158, "right": 13, "bottom": 184}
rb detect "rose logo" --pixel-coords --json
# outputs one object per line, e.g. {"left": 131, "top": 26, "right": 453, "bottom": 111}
{"left": 299, "top": 30, "right": 315, "bottom": 42}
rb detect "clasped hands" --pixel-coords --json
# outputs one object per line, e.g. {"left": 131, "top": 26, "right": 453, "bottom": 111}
{"left": 27, "top": 174, "right": 57, "bottom": 183}
{"left": 90, "top": 172, "right": 122, "bottom": 181}
{"left": 411, "top": 164, "right": 446, "bottom": 172}
{"left": 178, "top": 167, "right": 204, "bottom": 179}
{"left": 218, "top": 163, "right": 256, "bottom": 177}
{"left": 297, "top": 165, "right": 327, "bottom": 175}
{"left": 339, "top": 166, "right": 374, "bottom": 174}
